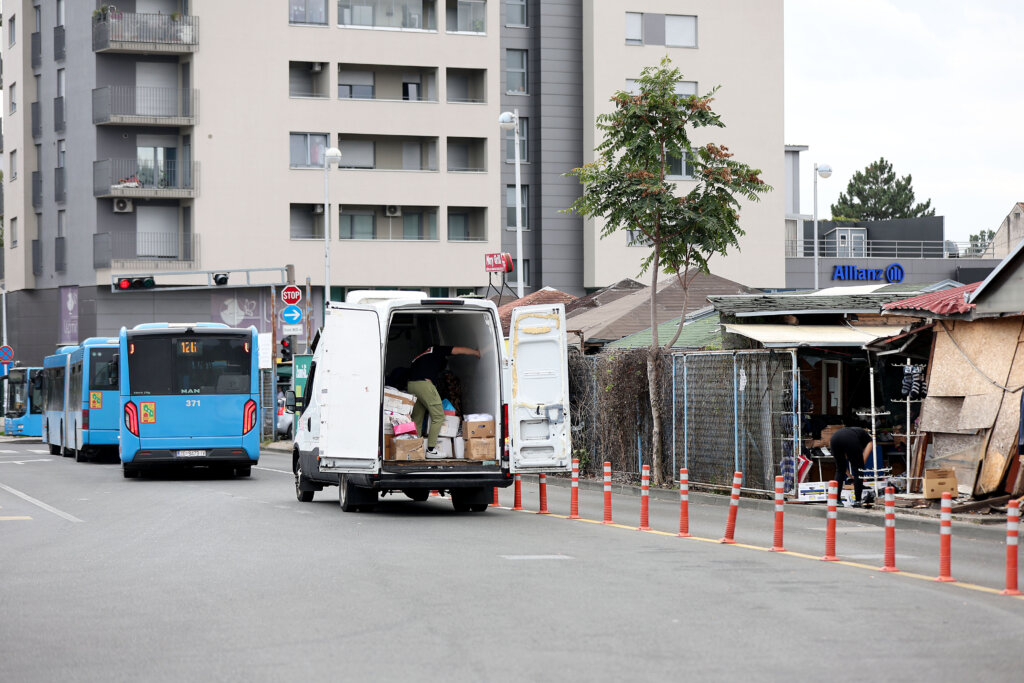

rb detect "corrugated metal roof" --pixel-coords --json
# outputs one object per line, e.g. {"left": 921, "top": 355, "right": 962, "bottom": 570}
{"left": 723, "top": 324, "right": 904, "bottom": 348}
{"left": 709, "top": 292, "right": 919, "bottom": 316}
{"left": 883, "top": 282, "right": 980, "bottom": 315}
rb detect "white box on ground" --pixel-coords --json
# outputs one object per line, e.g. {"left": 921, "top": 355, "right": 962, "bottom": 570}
{"left": 797, "top": 481, "right": 857, "bottom": 504}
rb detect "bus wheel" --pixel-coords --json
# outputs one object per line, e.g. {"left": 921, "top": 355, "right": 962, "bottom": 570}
{"left": 122, "top": 465, "right": 140, "bottom": 479}
{"left": 74, "top": 446, "right": 88, "bottom": 463}
{"left": 235, "top": 465, "right": 252, "bottom": 478}
{"left": 49, "top": 444, "right": 61, "bottom": 456}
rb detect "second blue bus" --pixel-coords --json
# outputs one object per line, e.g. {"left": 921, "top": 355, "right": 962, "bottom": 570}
{"left": 119, "top": 323, "right": 260, "bottom": 478}
{"left": 4, "top": 366, "right": 43, "bottom": 437}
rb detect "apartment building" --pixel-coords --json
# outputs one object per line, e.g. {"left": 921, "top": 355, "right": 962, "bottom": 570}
{"left": 2, "top": 0, "right": 784, "bottom": 364}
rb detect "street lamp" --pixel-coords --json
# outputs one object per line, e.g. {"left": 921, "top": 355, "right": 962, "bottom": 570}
{"left": 498, "top": 110, "right": 524, "bottom": 298}
{"left": 323, "top": 146, "right": 342, "bottom": 304}
{"left": 812, "top": 162, "right": 832, "bottom": 290}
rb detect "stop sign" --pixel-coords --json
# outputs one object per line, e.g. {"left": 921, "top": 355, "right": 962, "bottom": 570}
{"left": 281, "top": 285, "right": 302, "bottom": 306}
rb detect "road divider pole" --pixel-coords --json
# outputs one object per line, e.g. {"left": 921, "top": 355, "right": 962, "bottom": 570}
{"left": 602, "top": 461, "right": 613, "bottom": 524}
{"left": 569, "top": 458, "right": 580, "bottom": 519}
{"left": 936, "top": 491, "right": 955, "bottom": 582}
{"left": 538, "top": 473, "right": 550, "bottom": 514}
{"left": 1002, "top": 500, "right": 1021, "bottom": 596}
{"left": 638, "top": 465, "right": 650, "bottom": 531}
{"left": 677, "top": 468, "right": 690, "bottom": 537}
{"left": 719, "top": 471, "right": 743, "bottom": 544}
{"left": 881, "top": 486, "right": 898, "bottom": 572}
{"left": 822, "top": 480, "right": 839, "bottom": 561}
{"left": 491, "top": 487, "right": 500, "bottom": 507}
{"left": 770, "top": 475, "right": 786, "bottom": 552}
{"left": 513, "top": 473, "right": 523, "bottom": 511}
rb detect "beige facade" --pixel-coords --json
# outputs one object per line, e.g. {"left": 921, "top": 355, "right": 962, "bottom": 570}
{"left": 582, "top": 0, "right": 785, "bottom": 289}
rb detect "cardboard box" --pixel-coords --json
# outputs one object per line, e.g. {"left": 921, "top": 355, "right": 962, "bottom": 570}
{"left": 465, "top": 437, "right": 495, "bottom": 461}
{"left": 432, "top": 437, "right": 454, "bottom": 459}
{"left": 394, "top": 437, "right": 425, "bottom": 461}
{"left": 384, "top": 434, "right": 395, "bottom": 460}
{"left": 463, "top": 419, "right": 495, "bottom": 439}
{"left": 797, "top": 481, "right": 856, "bottom": 504}
{"left": 924, "top": 468, "right": 958, "bottom": 499}
{"left": 426, "top": 414, "right": 461, "bottom": 438}
{"left": 384, "top": 387, "right": 417, "bottom": 416}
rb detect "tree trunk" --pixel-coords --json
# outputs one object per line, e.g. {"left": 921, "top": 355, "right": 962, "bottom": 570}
{"left": 647, "top": 348, "right": 664, "bottom": 486}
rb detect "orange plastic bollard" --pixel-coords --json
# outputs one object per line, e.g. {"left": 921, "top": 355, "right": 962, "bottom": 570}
{"left": 822, "top": 480, "right": 839, "bottom": 561}
{"left": 538, "top": 473, "right": 550, "bottom": 514}
{"left": 569, "top": 458, "right": 580, "bottom": 519}
{"left": 936, "top": 491, "right": 955, "bottom": 582}
{"left": 490, "top": 486, "right": 500, "bottom": 507}
{"left": 719, "top": 471, "right": 743, "bottom": 544}
{"left": 1002, "top": 500, "right": 1021, "bottom": 596}
{"left": 769, "top": 475, "right": 786, "bottom": 552}
{"left": 513, "top": 473, "right": 523, "bottom": 511}
{"left": 677, "top": 468, "right": 690, "bottom": 537}
{"left": 602, "top": 461, "right": 613, "bottom": 524}
{"left": 881, "top": 486, "right": 899, "bottom": 572}
{"left": 638, "top": 465, "right": 651, "bottom": 531}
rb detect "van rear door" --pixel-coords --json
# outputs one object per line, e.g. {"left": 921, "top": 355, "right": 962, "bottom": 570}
{"left": 317, "top": 305, "right": 382, "bottom": 475}
{"left": 508, "top": 303, "right": 571, "bottom": 473}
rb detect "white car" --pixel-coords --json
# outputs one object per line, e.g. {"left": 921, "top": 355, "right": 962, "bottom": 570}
{"left": 276, "top": 398, "right": 293, "bottom": 440}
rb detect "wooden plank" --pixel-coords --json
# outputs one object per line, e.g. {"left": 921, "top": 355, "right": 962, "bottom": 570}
{"left": 951, "top": 494, "right": 1012, "bottom": 513}
{"left": 920, "top": 396, "right": 975, "bottom": 434}
{"left": 976, "top": 338, "right": 1024, "bottom": 495}
{"left": 929, "top": 319, "right": 1022, "bottom": 397}
{"left": 957, "top": 393, "right": 1002, "bottom": 431}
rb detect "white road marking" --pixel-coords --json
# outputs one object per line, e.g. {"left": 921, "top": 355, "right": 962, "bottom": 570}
{"left": 0, "top": 449, "right": 19, "bottom": 453}
{"left": 0, "top": 482, "right": 84, "bottom": 523}
{"left": 29, "top": 449, "right": 51, "bottom": 454}
{"left": 500, "top": 555, "right": 574, "bottom": 561}
{"left": 0, "top": 459, "right": 51, "bottom": 465}
{"left": 254, "top": 466, "right": 292, "bottom": 475}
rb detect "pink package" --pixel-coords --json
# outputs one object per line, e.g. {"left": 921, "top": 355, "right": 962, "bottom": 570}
{"left": 393, "top": 422, "right": 418, "bottom": 436}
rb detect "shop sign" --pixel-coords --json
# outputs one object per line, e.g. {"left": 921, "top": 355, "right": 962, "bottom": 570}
{"left": 831, "top": 263, "right": 904, "bottom": 284}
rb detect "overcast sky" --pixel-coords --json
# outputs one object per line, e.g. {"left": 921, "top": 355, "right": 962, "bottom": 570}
{"left": 785, "top": 0, "right": 1024, "bottom": 241}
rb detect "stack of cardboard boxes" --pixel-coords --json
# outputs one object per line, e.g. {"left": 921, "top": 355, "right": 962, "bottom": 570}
{"left": 384, "top": 387, "right": 423, "bottom": 460}
{"left": 463, "top": 417, "right": 496, "bottom": 461}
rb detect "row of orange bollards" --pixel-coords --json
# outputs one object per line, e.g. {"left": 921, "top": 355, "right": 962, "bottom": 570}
{"left": 494, "top": 462, "right": 1022, "bottom": 596}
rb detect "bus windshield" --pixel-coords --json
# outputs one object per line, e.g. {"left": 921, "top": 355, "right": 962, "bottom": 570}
{"left": 89, "top": 348, "right": 119, "bottom": 391}
{"left": 127, "top": 335, "right": 252, "bottom": 396}
{"left": 29, "top": 371, "right": 43, "bottom": 414}
{"left": 6, "top": 369, "right": 27, "bottom": 417}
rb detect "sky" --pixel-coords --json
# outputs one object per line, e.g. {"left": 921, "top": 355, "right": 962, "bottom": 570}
{"left": 785, "top": 0, "right": 1024, "bottom": 242}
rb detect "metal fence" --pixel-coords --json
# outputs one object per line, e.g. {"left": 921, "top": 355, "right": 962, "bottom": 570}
{"left": 569, "top": 349, "right": 798, "bottom": 493}
{"left": 259, "top": 369, "right": 275, "bottom": 443}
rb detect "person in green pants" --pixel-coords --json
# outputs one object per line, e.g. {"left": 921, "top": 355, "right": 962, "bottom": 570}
{"left": 406, "top": 345, "right": 480, "bottom": 457}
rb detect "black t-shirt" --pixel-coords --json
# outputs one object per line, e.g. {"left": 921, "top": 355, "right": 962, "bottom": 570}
{"left": 407, "top": 346, "right": 454, "bottom": 383}
{"left": 830, "top": 426, "right": 872, "bottom": 457}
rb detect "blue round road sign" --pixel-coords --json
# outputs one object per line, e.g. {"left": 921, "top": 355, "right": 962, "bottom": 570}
{"left": 281, "top": 305, "right": 303, "bottom": 325}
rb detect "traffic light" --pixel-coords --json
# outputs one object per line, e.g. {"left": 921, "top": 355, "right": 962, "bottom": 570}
{"left": 280, "top": 336, "right": 293, "bottom": 362}
{"left": 117, "top": 276, "right": 155, "bottom": 290}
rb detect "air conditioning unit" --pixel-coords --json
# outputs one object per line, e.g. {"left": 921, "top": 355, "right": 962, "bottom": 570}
{"left": 384, "top": 204, "right": 402, "bottom": 217}
{"left": 113, "top": 198, "right": 134, "bottom": 213}
{"left": 313, "top": 204, "right": 324, "bottom": 215}
{"left": 311, "top": 62, "right": 323, "bottom": 73}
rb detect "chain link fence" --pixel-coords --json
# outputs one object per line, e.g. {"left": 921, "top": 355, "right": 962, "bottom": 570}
{"left": 569, "top": 349, "right": 798, "bottom": 493}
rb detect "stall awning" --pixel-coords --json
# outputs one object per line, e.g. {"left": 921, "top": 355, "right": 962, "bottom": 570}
{"left": 723, "top": 324, "right": 903, "bottom": 348}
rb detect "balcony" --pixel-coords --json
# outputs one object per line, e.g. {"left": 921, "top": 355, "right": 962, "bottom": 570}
{"left": 55, "top": 236, "right": 66, "bottom": 273}
{"left": 94, "top": 159, "right": 198, "bottom": 199}
{"left": 338, "top": 205, "right": 439, "bottom": 241}
{"left": 337, "top": 64, "right": 438, "bottom": 101}
{"left": 446, "top": 137, "right": 486, "bottom": 172}
{"left": 54, "top": 167, "right": 66, "bottom": 203}
{"left": 93, "top": 231, "right": 200, "bottom": 270}
{"left": 446, "top": 68, "right": 486, "bottom": 103}
{"left": 338, "top": 0, "right": 437, "bottom": 30}
{"left": 54, "top": 25, "right": 66, "bottom": 61}
{"left": 93, "top": 87, "right": 197, "bottom": 126}
{"left": 31, "top": 101, "right": 42, "bottom": 139}
{"left": 335, "top": 135, "right": 438, "bottom": 171}
{"left": 32, "top": 172, "right": 42, "bottom": 209}
{"left": 31, "top": 32, "right": 41, "bottom": 69}
{"left": 54, "top": 96, "right": 65, "bottom": 133}
{"left": 93, "top": 12, "right": 199, "bottom": 54}
{"left": 446, "top": 206, "right": 487, "bottom": 242}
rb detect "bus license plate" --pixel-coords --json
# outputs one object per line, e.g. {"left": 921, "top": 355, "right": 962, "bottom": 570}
{"left": 176, "top": 450, "right": 206, "bottom": 458}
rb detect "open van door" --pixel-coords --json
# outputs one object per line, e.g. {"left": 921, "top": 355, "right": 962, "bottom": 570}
{"left": 508, "top": 303, "right": 571, "bottom": 473}
{"left": 317, "top": 305, "right": 382, "bottom": 475}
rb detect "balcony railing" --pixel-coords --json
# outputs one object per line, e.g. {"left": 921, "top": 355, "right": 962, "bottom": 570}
{"left": 93, "top": 231, "right": 200, "bottom": 270}
{"left": 93, "top": 12, "right": 199, "bottom": 53}
{"left": 31, "top": 101, "right": 41, "bottom": 138}
{"left": 54, "top": 96, "right": 65, "bottom": 133}
{"left": 32, "top": 171, "right": 42, "bottom": 209}
{"left": 31, "top": 32, "right": 41, "bottom": 69}
{"left": 55, "top": 236, "right": 66, "bottom": 272}
{"left": 54, "top": 25, "right": 66, "bottom": 61}
{"left": 785, "top": 239, "right": 999, "bottom": 259}
{"left": 93, "top": 86, "right": 197, "bottom": 126}
{"left": 54, "top": 167, "right": 66, "bottom": 203}
{"left": 94, "top": 159, "right": 198, "bottom": 198}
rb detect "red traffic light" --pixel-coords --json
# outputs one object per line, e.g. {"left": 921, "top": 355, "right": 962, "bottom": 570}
{"left": 118, "top": 278, "right": 132, "bottom": 290}
{"left": 281, "top": 339, "right": 291, "bottom": 349}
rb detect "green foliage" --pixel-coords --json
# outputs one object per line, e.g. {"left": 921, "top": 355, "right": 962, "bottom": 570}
{"left": 830, "top": 157, "right": 935, "bottom": 220}
{"left": 967, "top": 228, "right": 995, "bottom": 256}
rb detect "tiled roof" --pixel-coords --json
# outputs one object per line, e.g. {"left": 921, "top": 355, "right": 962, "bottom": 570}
{"left": 709, "top": 291, "right": 922, "bottom": 316}
{"left": 565, "top": 278, "right": 646, "bottom": 314}
{"left": 883, "top": 282, "right": 980, "bottom": 316}
{"left": 497, "top": 287, "right": 578, "bottom": 335}
{"left": 605, "top": 311, "right": 721, "bottom": 350}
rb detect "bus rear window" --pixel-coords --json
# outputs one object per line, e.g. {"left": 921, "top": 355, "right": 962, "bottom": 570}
{"left": 89, "top": 348, "right": 119, "bottom": 391}
{"left": 127, "top": 335, "right": 252, "bottom": 396}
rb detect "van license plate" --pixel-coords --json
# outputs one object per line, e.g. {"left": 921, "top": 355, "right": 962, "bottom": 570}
{"left": 176, "top": 450, "right": 206, "bottom": 458}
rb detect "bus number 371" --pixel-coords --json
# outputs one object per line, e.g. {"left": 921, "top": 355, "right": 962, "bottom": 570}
{"left": 186, "top": 399, "right": 201, "bottom": 407}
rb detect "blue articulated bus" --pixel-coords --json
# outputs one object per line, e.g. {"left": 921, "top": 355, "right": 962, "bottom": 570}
{"left": 119, "top": 323, "right": 260, "bottom": 478}
{"left": 66, "top": 337, "right": 122, "bottom": 462}
{"left": 42, "top": 346, "right": 77, "bottom": 456}
{"left": 5, "top": 367, "right": 43, "bottom": 437}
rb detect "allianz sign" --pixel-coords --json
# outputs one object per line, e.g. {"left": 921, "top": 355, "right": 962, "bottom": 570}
{"left": 831, "top": 263, "right": 905, "bottom": 284}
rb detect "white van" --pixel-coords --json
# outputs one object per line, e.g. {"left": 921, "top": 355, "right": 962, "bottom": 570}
{"left": 288, "top": 292, "right": 571, "bottom": 513}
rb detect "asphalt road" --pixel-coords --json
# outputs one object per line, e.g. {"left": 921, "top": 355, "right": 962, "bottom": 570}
{"left": 1, "top": 438, "right": 1022, "bottom": 682}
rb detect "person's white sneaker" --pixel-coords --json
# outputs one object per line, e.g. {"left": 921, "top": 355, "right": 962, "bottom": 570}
{"left": 425, "top": 447, "right": 442, "bottom": 458}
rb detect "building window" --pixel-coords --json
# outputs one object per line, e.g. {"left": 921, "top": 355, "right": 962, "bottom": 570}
{"left": 57, "top": 140, "right": 66, "bottom": 168}
{"left": 506, "top": 185, "right": 528, "bottom": 229}
{"left": 8, "top": 15, "right": 15, "bottom": 47}
{"left": 447, "top": 207, "right": 485, "bottom": 241}
{"left": 402, "top": 211, "right": 438, "bottom": 240}
{"left": 675, "top": 81, "right": 698, "bottom": 98}
{"left": 666, "top": 15, "right": 697, "bottom": 47}
{"left": 9, "top": 150, "right": 17, "bottom": 180}
{"left": 627, "top": 229, "right": 652, "bottom": 247}
{"left": 338, "top": 139, "right": 375, "bottom": 169}
{"left": 506, "top": 0, "right": 526, "bottom": 26}
{"left": 403, "top": 74, "right": 422, "bottom": 101}
{"left": 289, "top": 133, "right": 328, "bottom": 167}
{"left": 9, "top": 83, "right": 16, "bottom": 114}
{"left": 625, "top": 79, "right": 640, "bottom": 96}
{"left": 339, "top": 0, "right": 436, "bottom": 30}
{"left": 290, "top": 204, "right": 325, "bottom": 239}
{"left": 666, "top": 151, "right": 694, "bottom": 180}
{"left": 504, "top": 116, "right": 527, "bottom": 162}
{"left": 447, "top": 0, "right": 485, "bottom": 33}
{"left": 338, "top": 69, "right": 375, "bottom": 99}
{"left": 57, "top": 210, "right": 66, "bottom": 237}
{"left": 56, "top": 0, "right": 65, "bottom": 27}
{"left": 57, "top": 69, "right": 66, "bottom": 98}
{"left": 9, "top": 218, "right": 17, "bottom": 248}
{"left": 290, "top": 0, "right": 327, "bottom": 25}
{"left": 625, "top": 12, "right": 643, "bottom": 45}
{"left": 339, "top": 212, "right": 376, "bottom": 239}
{"left": 506, "top": 49, "right": 527, "bottom": 94}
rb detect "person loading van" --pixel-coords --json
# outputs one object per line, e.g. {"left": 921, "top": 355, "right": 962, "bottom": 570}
{"left": 407, "top": 345, "right": 481, "bottom": 457}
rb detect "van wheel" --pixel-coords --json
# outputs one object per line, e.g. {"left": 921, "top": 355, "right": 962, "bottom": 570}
{"left": 469, "top": 503, "right": 489, "bottom": 513}
{"left": 452, "top": 500, "right": 472, "bottom": 513}
{"left": 295, "top": 463, "right": 314, "bottom": 502}
{"left": 404, "top": 489, "right": 430, "bottom": 502}
{"left": 339, "top": 476, "right": 359, "bottom": 512}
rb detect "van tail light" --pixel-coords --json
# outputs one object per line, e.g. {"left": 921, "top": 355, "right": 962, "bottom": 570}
{"left": 124, "top": 402, "right": 139, "bottom": 437}
{"left": 82, "top": 409, "right": 90, "bottom": 430}
{"left": 502, "top": 403, "right": 509, "bottom": 441}
{"left": 243, "top": 399, "right": 258, "bottom": 434}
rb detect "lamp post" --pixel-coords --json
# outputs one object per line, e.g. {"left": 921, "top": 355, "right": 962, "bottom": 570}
{"left": 812, "top": 162, "right": 832, "bottom": 290}
{"left": 498, "top": 110, "right": 524, "bottom": 298}
{"left": 323, "top": 146, "right": 342, "bottom": 304}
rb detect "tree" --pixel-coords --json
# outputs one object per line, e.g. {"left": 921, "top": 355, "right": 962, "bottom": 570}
{"left": 968, "top": 228, "right": 995, "bottom": 256}
{"left": 565, "top": 57, "right": 770, "bottom": 485}
{"left": 830, "top": 157, "right": 935, "bottom": 220}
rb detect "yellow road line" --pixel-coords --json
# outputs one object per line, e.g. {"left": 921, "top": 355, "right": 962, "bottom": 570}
{"left": 501, "top": 505, "right": 1024, "bottom": 600}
